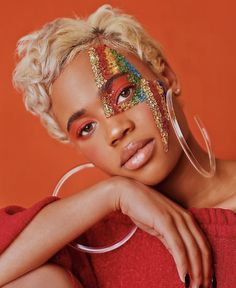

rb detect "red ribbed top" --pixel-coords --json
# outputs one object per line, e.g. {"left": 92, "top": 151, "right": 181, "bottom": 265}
{"left": 0, "top": 198, "right": 236, "bottom": 287}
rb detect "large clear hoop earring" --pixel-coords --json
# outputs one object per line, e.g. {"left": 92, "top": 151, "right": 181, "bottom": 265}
{"left": 52, "top": 163, "right": 138, "bottom": 254}
{"left": 166, "top": 88, "right": 216, "bottom": 178}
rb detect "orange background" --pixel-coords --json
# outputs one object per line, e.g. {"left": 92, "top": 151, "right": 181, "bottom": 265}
{"left": 1, "top": 0, "right": 236, "bottom": 207}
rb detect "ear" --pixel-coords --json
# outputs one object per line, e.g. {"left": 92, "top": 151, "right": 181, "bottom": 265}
{"left": 161, "top": 60, "right": 181, "bottom": 95}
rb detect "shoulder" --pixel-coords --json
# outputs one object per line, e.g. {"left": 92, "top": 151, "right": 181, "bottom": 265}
{"left": 212, "top": 191, "right": 236, "bottom": 213}
{"left": 212, "top": 159, "right": 236, "bottom": 212}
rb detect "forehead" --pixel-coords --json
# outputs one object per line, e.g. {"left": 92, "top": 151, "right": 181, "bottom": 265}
{"left": 50, "top": 48, "right": 155, "bottom": 130}
{"left": 51, "top": 50, "right": 98, "bottom": 109}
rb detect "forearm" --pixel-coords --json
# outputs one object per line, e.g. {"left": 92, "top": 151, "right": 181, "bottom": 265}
{"left": 0, "top": 179, "right": 116, "bottom": 286}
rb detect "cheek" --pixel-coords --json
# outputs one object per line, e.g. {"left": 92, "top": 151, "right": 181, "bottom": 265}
{"left": 130, "top": 103, "right": 162, "bottom": 136}
{"left": 77, "top": 143, "right": 104, "bottom": 163}
{"left": 75, "top": 139, "right": 115, "bottom": 170}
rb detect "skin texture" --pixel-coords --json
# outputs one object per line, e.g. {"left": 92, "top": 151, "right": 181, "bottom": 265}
{"left": 49, "top": 47, "right": 236, "bottom": 288}
{"left": 1, "top": 47, "right": 235, "bottom": 288}
{"left": 50, "top": 49, "right": 186, "bottom": 186}
{"left": 3, "top": 264, "right": 79, "bottom": 288}
{"left": 50, "top": 48, "right": 236, "bottom": 209}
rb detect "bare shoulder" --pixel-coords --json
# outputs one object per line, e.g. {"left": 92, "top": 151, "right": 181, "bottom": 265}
{"left": 213, "top": 159, "right": 236, "bottom": 213}
{"left": 213, "top": 193, "right": 236, "bottom": 213}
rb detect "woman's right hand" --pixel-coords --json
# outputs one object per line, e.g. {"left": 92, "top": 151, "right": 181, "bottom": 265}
{"left": 111, "top": 176, "right": 213, "bottom": 288}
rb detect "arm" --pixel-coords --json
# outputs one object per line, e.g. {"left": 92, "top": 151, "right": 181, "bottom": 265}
{"left": 0, "top": 179, "right": 115, "bottom": 286}
{"left": 0, "top": 176, "right": 213, "bottom": 288}
{"left": 0, "top": 196, "right": 58, "bottom": 255}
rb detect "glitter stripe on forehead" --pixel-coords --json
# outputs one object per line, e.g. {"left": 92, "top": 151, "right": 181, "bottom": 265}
{"left": 104, "top": 46, "right": 121, "bottom": 76}
{"left": 110, "top": 48, "right": 142, "bottom": 80}
{"left": 88, "top": 47, "right": 106, "bottom": 89}
{"left": 88, "top": 45, "right": 145, "bottom": 117}
{"left": 88, "top": 45, "right": 142, "bottom": 88}
{"left": 88, "top": 44, "right": 170, "bottom": 152}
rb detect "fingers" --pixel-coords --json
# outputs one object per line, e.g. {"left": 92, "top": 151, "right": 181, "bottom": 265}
{"left": 157, "top": 215, "right": 189, "bottom": 283}
{"left": 156, "top": 212, "right": 213, "bottom": 288}
{"left": 167, "top": 202, "right": 214, "bottom": 287}
{"left": 183, "top": 212, "right": 213, "bottom": 287}
{"left": 118, "top": 180, "right": 214, "bottom": 287}
{"left": 174, "top": 216, "right": 204, "bottom": 287}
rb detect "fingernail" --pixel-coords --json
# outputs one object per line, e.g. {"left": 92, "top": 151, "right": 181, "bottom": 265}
{"left": 212, "top": 273, "right": 217, "bottom": 288}
{"left": 185, "top": 273, "right": 190, "bottom": 287}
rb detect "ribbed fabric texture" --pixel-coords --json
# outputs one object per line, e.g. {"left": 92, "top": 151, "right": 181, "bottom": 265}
{"left": 0, "top": 198, "right": 235, "bottom": 287}
{"left": 0, "top": 196, "right": 58, "bottom": 254}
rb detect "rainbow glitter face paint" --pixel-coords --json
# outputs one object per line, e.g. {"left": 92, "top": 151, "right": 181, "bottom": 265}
{"left": 88, "top": 44, "right": 170, "bottom": 152}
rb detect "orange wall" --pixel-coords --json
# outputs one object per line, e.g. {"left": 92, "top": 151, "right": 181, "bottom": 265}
{"left": 1, "top": 0, "right": 236, "bottom": 207}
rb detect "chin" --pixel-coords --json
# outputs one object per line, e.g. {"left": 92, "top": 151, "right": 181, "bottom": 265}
{"left": 133, "top": 174, "right": 167, "bottom": 186}
{"left": 124, "top": 162, "right": 171, "bottom": 186}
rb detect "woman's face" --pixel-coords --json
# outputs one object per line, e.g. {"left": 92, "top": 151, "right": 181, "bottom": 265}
{"left": 50, "top": 46, "right": 185, "bottom": 186}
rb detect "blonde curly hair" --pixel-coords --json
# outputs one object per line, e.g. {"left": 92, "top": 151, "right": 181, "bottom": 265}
{"left": 12, "top": 4, "right": 167, "bottom": 143}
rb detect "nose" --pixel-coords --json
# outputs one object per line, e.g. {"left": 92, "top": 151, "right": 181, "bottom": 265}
{"left": 105, "top": 115, "right": 135, "bottom": 146}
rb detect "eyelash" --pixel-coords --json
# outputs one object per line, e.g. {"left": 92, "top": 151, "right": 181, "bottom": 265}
{"left": 75, "top": 86, "right": 134, "bottom": 139}
{"left": 77, "top": 122, "right": 97, "bottom": 138}
{"left": 115, "top": 85, "right": 135, "bottom": 105}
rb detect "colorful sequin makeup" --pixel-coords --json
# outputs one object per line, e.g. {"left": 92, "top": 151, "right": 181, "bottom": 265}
{"left": 88, "top": 44, "right": 170, "bottom": 152}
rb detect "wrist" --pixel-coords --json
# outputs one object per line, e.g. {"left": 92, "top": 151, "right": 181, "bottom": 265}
{"left": 104, "top": 176, "right": 130, "bottom": 213}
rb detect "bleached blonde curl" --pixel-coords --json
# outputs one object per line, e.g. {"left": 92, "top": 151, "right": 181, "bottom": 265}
{"left": 12, "top": 4, "right": 167, "bottom": 143}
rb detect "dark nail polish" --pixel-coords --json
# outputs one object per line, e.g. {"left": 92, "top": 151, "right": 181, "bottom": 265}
{"left": 185, "top": 273, "right": 190, "bottom": 288}
{"left": 212, "top": 273, "right": 217, "bottom": 288}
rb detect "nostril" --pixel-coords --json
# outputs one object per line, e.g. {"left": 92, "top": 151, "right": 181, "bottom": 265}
{"left": 123, "top": 128, "right": 130, "bottom": 136}
{"left": 111, "top": 128, "right": 129, "bottom": 146}
{"left": 111, "top": 138, "right": 119, "bottom": 146}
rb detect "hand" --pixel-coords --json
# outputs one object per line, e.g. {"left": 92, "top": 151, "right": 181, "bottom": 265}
{"left": 111, "top": 176, "right": 213, "bottom": 288}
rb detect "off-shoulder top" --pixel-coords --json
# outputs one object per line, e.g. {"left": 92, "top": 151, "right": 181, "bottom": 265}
{"left": 0, "top": 197, "right": 235, "bottom": 287}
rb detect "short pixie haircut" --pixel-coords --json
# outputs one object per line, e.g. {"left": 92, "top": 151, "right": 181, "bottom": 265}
{"left": 12, "top": 4, "right": 167, "bottom": 143}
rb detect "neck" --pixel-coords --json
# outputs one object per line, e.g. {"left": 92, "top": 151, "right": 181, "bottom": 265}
{"left": 155, "top": 133, "right": 230, "bottom": 209}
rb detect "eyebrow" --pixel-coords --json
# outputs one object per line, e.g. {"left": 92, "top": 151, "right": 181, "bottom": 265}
{"left": 66, "top": 73, "right": 127, "bottom": 132}
{"left": 67, "top": 109, "right": 86, "bottom": 132}
{"left": 101, "top": 72, "right": 127, "bottom": 94}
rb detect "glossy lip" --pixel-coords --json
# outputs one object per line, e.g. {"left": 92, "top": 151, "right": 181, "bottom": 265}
{"left": 120, "top": 138, "right": 155, "bottom": 167}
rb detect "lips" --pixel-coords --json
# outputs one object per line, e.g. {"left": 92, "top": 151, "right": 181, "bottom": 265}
{"left": 121, "top": 138, "right": 155, "bottom": 170}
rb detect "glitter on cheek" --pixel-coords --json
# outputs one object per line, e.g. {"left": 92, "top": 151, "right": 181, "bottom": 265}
{"left": 141, "top": 79, "right": 170, "bottom": 152}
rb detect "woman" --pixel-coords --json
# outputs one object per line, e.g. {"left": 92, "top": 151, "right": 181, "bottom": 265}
{"left": 0, "top": 4, "right": 235, "bottom": 288}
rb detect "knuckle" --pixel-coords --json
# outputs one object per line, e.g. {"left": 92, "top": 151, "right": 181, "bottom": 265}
{"left": 171, "top": 212, "right": 183, "bottom": 223}
{"left": 184, "top": 212, "right": 196, "bottom": 224}
{"left": 175, "top": 239, "right": 185, "bottom": 252}
{"left": 192, "top": 271, "right": 203, "bottom": 284}
{"left": 190, "top": 245, "right": 200, "bottom": 259}
{"left": 177, "top": 258, "right": 188, "bottom": 271}
{"left": 173, "top": 251, "right": 188, "bottom": 271}
{"left": 204, "top": 274, "right": 214, "bottom": 287}
{"left": 172, "top": 242, "right": 186, "bottom": 263}
{"left": 163, "top": 214, "right": 173, "bottom": 226}
{"left": 192, "top": 240, "right": 203, "bottom": 255}
{"left": 202, "top": 246, "right": 211, "bottom": 259}
{"left": 198, "top": 241, "right": 212, "bottom": 261}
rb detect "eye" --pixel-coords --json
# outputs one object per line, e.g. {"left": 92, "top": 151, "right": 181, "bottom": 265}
{"left": 78, "top": 122, "right": 97, "bottom": 137}
{"left": 116, "top": 86, "right": 134, "bottom": 105}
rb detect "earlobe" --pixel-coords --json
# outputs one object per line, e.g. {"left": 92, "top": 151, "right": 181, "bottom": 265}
{"left": 161, "top": 60, "right": 181, "bottom": 96}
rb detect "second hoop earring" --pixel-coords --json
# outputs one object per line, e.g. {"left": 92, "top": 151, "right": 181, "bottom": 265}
{"left": 165, "top": 87, "right": 216, "bottom": 178}
{"left": 52, "top": 163, "right": 137, "bottom": 254}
